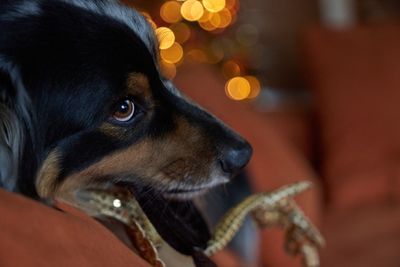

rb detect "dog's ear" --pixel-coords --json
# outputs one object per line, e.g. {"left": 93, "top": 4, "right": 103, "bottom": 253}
{"left": 0, "top": 61, "right": 32, "bottom": 191}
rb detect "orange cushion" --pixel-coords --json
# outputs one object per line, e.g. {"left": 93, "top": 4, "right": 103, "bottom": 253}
{"left": 304, "top": 23, "right": 400, "bottom": 209}
{"left": 0, "top": 189, "right": 150, "bottom": 267}
{"left": 304, "top": 24, "right": 400, "bottom": 267}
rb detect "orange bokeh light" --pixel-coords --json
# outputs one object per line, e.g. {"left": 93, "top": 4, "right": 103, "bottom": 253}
{"left": 160, "top": 60, "right": 177, "bottom": 79}
{"left": 225, "top": 77, "right": 251, "bottom": 101}
{"left": 222, "top": 60, "right": 241, "bottom": 79}
{"left": 160, "top": 42, "right": 184, "bottom": 64}
{"left": 244, "top": 76, "right": 261, "bottom": 99}
{"left": 216, "top": 8, "right": 232, "bottom": 28}
{"left": 160, "top": 1, "right": 182, "bottom": 23}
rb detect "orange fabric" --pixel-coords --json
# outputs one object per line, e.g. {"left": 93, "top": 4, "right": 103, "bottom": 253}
{"left": 304, "top": 24, "right": 400, "bottom": 267}
{"left": 211, "top": 250, "right": 244, "bottom": 267}
{"left": 176, "top": 63, "right": 322, "bottom": 267}
{"left": 264, "top": 110, "right": 314, "bottom": 160}
{"left": 0, "top": 189, "right": 150, "bottom": 267}
{"left": 304, "top": 23, "right": 400, "bottom": 209}
{"left": 321, "top": 203, "right": 400, "bottom": 267}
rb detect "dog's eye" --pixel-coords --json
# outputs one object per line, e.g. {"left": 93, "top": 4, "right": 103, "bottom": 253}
{"left": 113, "top": 99, "right": 135, "bottom": 122}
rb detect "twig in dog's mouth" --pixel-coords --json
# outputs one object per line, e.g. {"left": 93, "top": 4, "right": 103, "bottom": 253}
{"left": 72, "top": 181, "right": 324, "bottom": 267}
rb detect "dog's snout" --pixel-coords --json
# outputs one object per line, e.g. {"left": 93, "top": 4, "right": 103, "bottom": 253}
{"left": 220, "top": 140, "right": 252, "bottom": 175}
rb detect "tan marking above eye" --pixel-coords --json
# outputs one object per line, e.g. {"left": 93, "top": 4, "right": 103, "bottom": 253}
{"left": 126, "top": 72, "right": 153, "bottom": 104}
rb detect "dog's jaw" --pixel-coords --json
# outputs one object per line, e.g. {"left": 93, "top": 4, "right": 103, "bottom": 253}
{"left": 161, "top": 174, "right": 230, "bottom": 200}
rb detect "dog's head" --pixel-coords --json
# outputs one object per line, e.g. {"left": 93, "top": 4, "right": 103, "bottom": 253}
{"left": 0, "top": 0, "right": 252, "bottom": 201}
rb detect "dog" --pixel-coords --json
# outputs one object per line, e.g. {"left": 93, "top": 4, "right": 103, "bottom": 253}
{"left": 0, "top": 0, "right": 252, "bottom": 264}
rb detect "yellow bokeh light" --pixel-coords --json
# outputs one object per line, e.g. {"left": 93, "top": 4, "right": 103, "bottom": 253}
{"left": 156, "top": 27, "right": 175, "bottom": 50}
{"left": 181, "top": 0, "right": 204, "bottom": 22}
{"left": 160, "top": 42, "right": 184, "bottom": 64}
{"left": 225, "top": 77, "right": 251, "bottom": 101}
{"left": 202, "top": 0, "right": 226, "bottom": 13}
{"left": 170, "top": 22, "right": 191, "bottom": 44}
{"left": 244, "top": 76, "right": 261, "bottom": 99}
{"left": 222, "top": 60, "right": 241, "bottom": 79}
{"left": 160, "top": 1, "right": 182, "bottom": 23}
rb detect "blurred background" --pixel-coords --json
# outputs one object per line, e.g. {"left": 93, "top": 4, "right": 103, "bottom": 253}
{"left": 122, "top": 0, "right": 400, "bottom": 266}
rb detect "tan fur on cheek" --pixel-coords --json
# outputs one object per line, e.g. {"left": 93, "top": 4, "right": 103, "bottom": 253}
{"left": 36, "top": 150, "right": 61, "bottom": 198}
{"left": 55, "top": 116, "right": 217, "bottom": 197}
{"left": 55, "top": 140, "right": 156, "bottom": 197}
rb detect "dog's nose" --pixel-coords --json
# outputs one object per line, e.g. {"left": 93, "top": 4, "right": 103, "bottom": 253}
{"left": 220, "top": 141, "right": 252, "bottom": 175}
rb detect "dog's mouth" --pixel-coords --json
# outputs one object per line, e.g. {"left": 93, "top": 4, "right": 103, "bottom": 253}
{"left": 122, "top": 183, "right": 211, "bottom": 256}
{"left": 102, "top": 177, "right": 227, "bottom": 256}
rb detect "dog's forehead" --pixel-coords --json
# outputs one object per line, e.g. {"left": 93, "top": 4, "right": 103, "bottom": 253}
{"left": 2, "top": 0, "right": 158, "bottom": 61}
{"left": 1, "top": 0, "right": 183, "bottom": 98}
{"left": 62, "top": 0, "right": 158, "bottom": 59}
{"left": 63, "top": 0, "right": 182, "bottom": 95}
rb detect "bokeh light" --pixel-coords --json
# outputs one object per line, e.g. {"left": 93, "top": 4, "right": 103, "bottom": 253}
{"left": 199, "top": 20, "right": 218, "bottom": 31}
{"left": 202, "top": 0, "right": 226, "bottom": 13}
{"left": 215, "top": 8, "right": 232, "bottom": 28}
{"left": 139, "top": 0, "right": 260, "bottom": 101}
{"left": 170, "top": 22, "right": 191, "bottom": 44}
{"left": 181, "top": 0, "right": 204, "bottom": 21}
{"left": 156, "top": 27, "right": 175, "bottom": 50}
{"left": 222, "top": 60, "right": 241, "bottom": 79}
{"left": 160, "top": 1, "right": 182, "bottom": 23}
{"left": 225, "top": 0, "right": 237, "bottom": 10}
{"left": 244, "top": 75, "right": 261, "bottom": 99}
{"left": 199, "top": 9, "right": 213, "bottom": 22}
{"left": 160, "top": 60, "right": 177, "bottom": 79}
{"left": 225, "top": 77, "right": 251, "bottom": 100}
{"left": 160, "top": 42, "right": 184, "bottom": 64}
{"left": 209, "top": 12, "right": 222, "bottom": 27}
